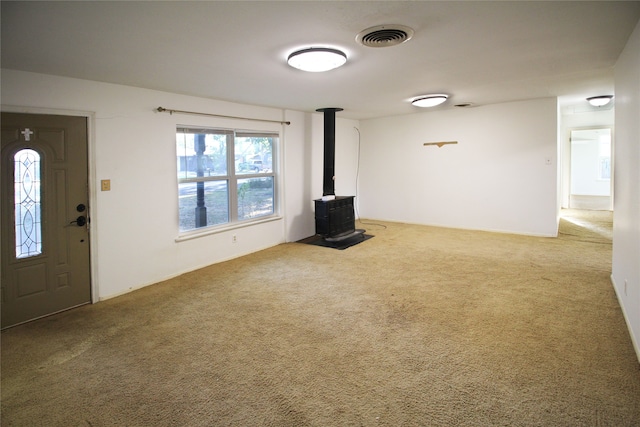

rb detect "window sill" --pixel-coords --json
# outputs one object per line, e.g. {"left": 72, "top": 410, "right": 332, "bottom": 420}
{"left": 175, "top": 215, "right": 283, "bottom": 243}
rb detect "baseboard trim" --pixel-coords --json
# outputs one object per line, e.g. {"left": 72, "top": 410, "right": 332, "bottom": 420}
{"left": 610, "top": 274, "right": 640, "bottom": 365}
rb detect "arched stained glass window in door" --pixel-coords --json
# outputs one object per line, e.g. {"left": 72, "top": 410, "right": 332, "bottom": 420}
{"left": 14, "top": 148, "right": 42, "bottom": 258}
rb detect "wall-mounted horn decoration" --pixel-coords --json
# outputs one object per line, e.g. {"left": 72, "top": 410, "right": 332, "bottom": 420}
{"left": 423, "top": 141, "right": 458, "bottom": 148}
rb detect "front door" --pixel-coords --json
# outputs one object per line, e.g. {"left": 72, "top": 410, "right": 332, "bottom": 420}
{"left": 1, "top": 113, "right": 91, "bottom": 329}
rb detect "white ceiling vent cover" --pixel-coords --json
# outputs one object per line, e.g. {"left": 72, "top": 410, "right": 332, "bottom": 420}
{"left": 356, "top": 25, "right": 414, "bottom": 47}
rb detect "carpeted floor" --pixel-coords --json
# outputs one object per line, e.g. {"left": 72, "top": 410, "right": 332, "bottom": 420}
{"left": 559, "top": 208, "right": 613, "bottom": 244}
{"left": 2, "top": 209, "right": 639, "bottom": 426}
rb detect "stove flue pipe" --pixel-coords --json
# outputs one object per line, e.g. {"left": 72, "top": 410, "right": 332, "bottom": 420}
{"left": 316, "top": 107, "right": 343, "bottom": 196}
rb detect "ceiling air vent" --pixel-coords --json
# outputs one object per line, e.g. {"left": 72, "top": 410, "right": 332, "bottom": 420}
{"left": 356, "top": 25, "right": 414, "bottom": 48}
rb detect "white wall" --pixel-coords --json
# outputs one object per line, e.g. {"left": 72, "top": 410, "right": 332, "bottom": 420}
{"left": 357, "top": 98, "right": 559, "bottom": 236}
{"left": 282, "top": 110, "right": 313, "bottom": 243}
{"left": 612, "top": 20, "right": 640, "bottom": 363}
{"left": 1, "top": 70, "right": 315, "bottom": 300}
{"left": 333, "top": 116, "right": 361, "bottom": 200}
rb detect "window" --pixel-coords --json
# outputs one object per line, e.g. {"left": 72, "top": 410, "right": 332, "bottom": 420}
{"left": 176, "top": 127, "right": 277, "bottom": 233}
{"left": 14, "top": 149, "right": 42, "bottom": 258}
{"left": 598, "top": 136, "right": 611, "bottom": 180}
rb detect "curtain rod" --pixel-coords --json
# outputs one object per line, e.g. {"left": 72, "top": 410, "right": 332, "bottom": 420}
{"left": 156, "top": 107, "right": 291, "bottom": 125}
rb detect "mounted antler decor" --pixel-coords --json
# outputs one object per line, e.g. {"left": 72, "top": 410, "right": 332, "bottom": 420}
{"left": 423, "top": 141, "right": 458, "bottom": 148}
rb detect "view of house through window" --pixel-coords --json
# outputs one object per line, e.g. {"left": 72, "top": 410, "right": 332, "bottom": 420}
{"left": 176, "top": 127, "right": 277, "bottom": 233}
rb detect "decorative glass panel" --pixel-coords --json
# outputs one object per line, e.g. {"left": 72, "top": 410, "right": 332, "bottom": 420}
{"left": 14, "top": 149, "right": 42, "bottom": 258}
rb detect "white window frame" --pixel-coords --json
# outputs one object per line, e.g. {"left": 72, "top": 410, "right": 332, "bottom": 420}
{"left": 176, "top": 126, "right": 280, "bottom": 240}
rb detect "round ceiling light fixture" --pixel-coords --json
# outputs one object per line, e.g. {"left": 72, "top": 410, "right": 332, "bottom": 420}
{"left": 412, "top": 94, "right": 449, "bottom": 108}
{"left": 586, "top": 95, "right": 613, "bottom": 107}
{"left": 287, "top": 47, "right": 347, "bottom": 72}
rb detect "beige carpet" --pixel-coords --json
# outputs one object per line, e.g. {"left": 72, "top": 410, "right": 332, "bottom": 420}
{"left": 559, "top": 208, "right": 613, "bottom": 244}
{"left": 2, "top": 210, "right": 639, "bottom": 426}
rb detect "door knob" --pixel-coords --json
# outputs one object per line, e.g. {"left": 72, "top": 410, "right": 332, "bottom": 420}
{"left": 69, "top": 216, "right": 87, "bottom": 227}
{"left": 76, "top": 204, "right": 86, "bottom": 212}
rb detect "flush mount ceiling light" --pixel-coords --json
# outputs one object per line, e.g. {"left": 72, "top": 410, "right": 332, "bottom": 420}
{"left": 287, "top": 47, "right": 347, "bottom": 72}
{"left": 587, "top": 95, "right": 613, "bottom": 107}
{"left": 412, "top": 94, "right": 449, "bottom": 108}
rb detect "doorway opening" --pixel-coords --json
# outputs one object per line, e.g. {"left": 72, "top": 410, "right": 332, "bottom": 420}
{"left": 569, "top": 127, "right": 613, "bottom": 211}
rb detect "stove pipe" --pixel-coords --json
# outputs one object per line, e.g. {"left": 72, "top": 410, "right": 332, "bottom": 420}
{"left": 316, "top": 107, "right": 343, "bottom": 196}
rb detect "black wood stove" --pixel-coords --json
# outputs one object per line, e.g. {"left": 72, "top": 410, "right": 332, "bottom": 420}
{"left": 314, "top": 108, "right": 364, "bottom": 242}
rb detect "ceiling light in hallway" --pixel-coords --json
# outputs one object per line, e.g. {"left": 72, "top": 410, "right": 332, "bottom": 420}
{"left": 412, "top": 94, "right": 449, "bottom": 107}
{"left": 287, "top": 47, "right": 347, "bottom": 72}
{"left": 587, "top": 95, "right": 613, "bottom": 107}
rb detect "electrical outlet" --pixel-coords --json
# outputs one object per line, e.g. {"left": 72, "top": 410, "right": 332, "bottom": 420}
{"left": 624, "top": 279, "right": 628, "bottom": 296}
{"left": 232, "top": 235, "right": 237, "bottom": 243}
{"left": 101, "top": 179, "right": 111, "bottom": 191}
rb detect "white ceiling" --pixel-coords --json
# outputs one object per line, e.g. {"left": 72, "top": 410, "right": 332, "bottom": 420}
{"left": 2, "top": 1, "right": 639, "bottom": 120}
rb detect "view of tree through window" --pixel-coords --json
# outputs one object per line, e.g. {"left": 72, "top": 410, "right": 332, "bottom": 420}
{"left": 176, "top": 127, "right": 277, "bottom": 233}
